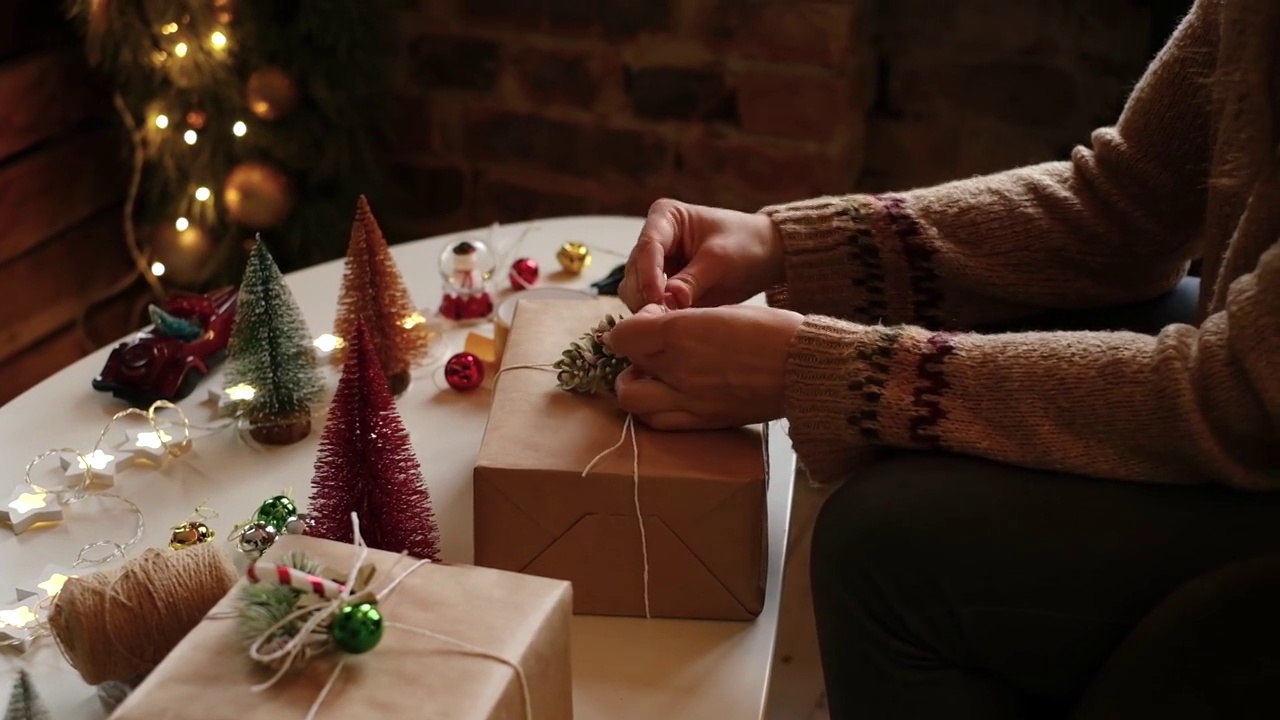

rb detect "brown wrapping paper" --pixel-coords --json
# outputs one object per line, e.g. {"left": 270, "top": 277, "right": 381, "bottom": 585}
{"left": 474, "top": 298, "right": 768, "bottom": 621}
{"left": 110, "top": 536, "right": 574, "bottom": 720}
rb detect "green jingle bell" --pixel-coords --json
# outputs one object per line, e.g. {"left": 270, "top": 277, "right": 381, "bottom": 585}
{"left": 254, "top": 495, "right": 297, "bottom": 531}
{"left": 330, "top": 601, "right": 384, "bottom": 654}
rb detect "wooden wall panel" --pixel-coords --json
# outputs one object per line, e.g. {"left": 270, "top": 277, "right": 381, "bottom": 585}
{"left": 0, "top": 45, "right": 108, "bottom": 160}
{"left": 0, "top": 0, "right": 135, "bottom": 406}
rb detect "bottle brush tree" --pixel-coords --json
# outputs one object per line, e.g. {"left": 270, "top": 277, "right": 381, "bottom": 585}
{"left": 226, "top": 239, "right": 325, "bottom": 444}
{"left": 306, "top": 321, "right": 441, "bottom": 560}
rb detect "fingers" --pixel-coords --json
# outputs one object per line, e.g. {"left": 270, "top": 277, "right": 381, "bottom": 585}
{"left": 614, "top": 367, "right": 702, "bottom": 430}
{"left": 621, "top": 199, "right": 683, "bottom": 312}
{"left": 665, "top": 252, "right": 723, "bottom": 309}
{"left": 604, "top": 305, "right": 668, "bottom": 359}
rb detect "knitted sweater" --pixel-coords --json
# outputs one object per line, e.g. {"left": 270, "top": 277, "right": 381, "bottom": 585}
{"left": 764, "top": 0, "right": 1280, "bottom": 488}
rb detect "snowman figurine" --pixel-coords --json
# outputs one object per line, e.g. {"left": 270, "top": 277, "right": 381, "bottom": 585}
{"left": 438, "top": 239, "right": 495, "bottom": 322}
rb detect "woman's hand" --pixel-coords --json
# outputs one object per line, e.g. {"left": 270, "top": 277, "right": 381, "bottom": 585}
{"left": 617, "top": 199, "right": 785, "bottom": 312}
{"left": 604, "top": 304, "right": 804, "bottom": 430}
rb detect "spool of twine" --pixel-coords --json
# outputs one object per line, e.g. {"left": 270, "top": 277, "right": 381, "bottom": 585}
{"left": 48, "top": 542, "right": 238, "bottom": 685}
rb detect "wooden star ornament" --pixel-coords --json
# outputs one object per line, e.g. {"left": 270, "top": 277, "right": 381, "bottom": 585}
{"left": 1, "top": 486, "right": 62, "bottom": 534}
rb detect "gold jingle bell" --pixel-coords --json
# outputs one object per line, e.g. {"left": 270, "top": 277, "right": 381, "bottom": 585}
{"left": 169, "top": 521, "right": 216, "bottom": 550}
{"left": 556, "top": 242, "right": 591, "bottom": 275}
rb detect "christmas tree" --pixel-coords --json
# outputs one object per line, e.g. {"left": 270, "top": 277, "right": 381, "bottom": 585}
{"left": 63, "top": 0, "right": 395, "bottom": 293}
{"left": 226, "top": 239, "right": 325, "bottom": 444}
{"left": 4, "top": 670, "right": 50, "bottom": 720}
{"left": 332, "top": 196, "right": 431, "bottom": 395}
{"left": 307, "top": 322, "right": 441, "bottom": 560}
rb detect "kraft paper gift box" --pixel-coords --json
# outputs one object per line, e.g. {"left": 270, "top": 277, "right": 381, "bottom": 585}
{"left": 474, "top": 297, "right": 768, "bottom": 621}
{"left": 110, "top": 535, "right": 574, "bottom": 720}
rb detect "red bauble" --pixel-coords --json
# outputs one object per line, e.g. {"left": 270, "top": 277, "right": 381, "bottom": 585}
{"left": 509, "top": 258, "right": 539, "bottom": 290}
{"left": 444, "top": 352, "right": 485, "bottom": 391}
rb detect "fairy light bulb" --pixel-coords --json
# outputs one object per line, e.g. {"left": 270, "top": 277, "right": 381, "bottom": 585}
{"left": 0, "top": 605, "right": 36, "bottom": 629}
{"left": 155, "top": 114, "right": 170, "bottom": 129}
{"left": 37, "top": 573, "right": 70, "bottom": 596}
{"left": 78, "top": 450, "right": 115, "bottom": 471}
{"left": 151, "top": 261, "right": 167, "bottom": 277}
{"left": 224, "top": 383, "right": 256, "bottom": 401}
{"left": 8, "top": 492, "right": 46, "bottom": 515}
{"left": 401, "top": 312, "right": 426, "bottom": 329}
{"left": 183, "top": 129, "right": 197, "bottom": 145}
{"left": 136, "top": 430, "right": 173, "bottom": 449}
{"left": 210, "top": 31, "right": 227, "bottom": 48}
{"left": 175, "top": 217, "right": 190, "bottom": 231}
{"left": 313, "top": 334, "right": 344, "bottom": 352}
{"left": 232, "top": 120, "right": 247, "bottom": 137}
{"left": 161, "top": 22, "right": 178, "bottom": 35}
{"left": 195, "top": 186, "right": 211, "bottom": 201}
{"left": 174, "top": 42, "right": 188, "bottom": 58}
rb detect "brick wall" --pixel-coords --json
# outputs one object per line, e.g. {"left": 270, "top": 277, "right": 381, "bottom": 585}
{"left": 386, "top": 0, "right": 1157, "bottom": 240}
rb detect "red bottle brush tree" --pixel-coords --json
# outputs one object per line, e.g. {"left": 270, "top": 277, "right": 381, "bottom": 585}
{"left": 306, "top": 321, "right": 441, "bottom": 560}
{"left": 331, "top": 195, "right": 431, "bottom": 396}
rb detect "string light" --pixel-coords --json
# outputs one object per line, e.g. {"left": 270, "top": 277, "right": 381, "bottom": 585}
{"left": 174, "top": 42, "right": 189, "bottom": 58}
{"left": 210, "top": 31, "right": 227, "bottom": 48}
{"left": 195, "top": 186, "right": 211, "bottom": 201}
{"left": 401, "top": 312, "right": 426, "bottom": 329}
{"left": 224, "top": 383, "right": 256, "bottom": 401}
{"left": 161, "top": 22, "right": 179, "bottom": 35}
{"left": 313, "top": 334, "right": 344, "bottom": 353}
{"left": 183, "top": 129, "right": 198, "bottom": 145}
{"left": 151, "top": 261, "right": 167, "bottom": 277}
{"left": 155, "top": 114, "right": 170, "bottom": 129}
{"left": 232, "top": 120, "right": 247, "bottom": 137}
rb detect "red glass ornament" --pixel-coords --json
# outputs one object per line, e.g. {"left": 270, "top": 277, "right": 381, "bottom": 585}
{"left": 508, "top": 257, "right": 539, "bottom": 290}
{"left": 444, "top": 352, "right": 484, "bottom": 391}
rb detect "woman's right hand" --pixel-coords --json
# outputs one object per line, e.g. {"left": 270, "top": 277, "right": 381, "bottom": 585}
{"left": 617, "top": 199, "right": 785, "bottom": 312}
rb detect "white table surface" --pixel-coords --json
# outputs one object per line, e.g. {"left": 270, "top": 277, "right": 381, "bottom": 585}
{"left": 0, "top": 216, "right": 800, "bottom": 719}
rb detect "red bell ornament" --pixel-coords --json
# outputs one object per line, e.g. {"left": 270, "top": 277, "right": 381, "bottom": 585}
{"left": 444, "top": 352, "right": 485, "bottom": 391}
{"left": 508, "top": 258, "right": 539, "bottom": 290}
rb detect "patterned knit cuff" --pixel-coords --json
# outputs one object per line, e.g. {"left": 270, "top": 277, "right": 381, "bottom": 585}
{"left": 782, "top": 316, "right": 960, "bottom": 479}
{"left": 761, "top": 194, "right": 944, "bottom": 327}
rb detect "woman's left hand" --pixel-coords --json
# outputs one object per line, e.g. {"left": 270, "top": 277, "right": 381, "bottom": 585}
{"left": 603, "top": 304, "right": 804, "bottom": 430}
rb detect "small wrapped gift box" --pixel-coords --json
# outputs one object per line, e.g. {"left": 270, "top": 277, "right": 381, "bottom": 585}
{"left": 475, "top": 298, "right": 768, "bottom": 621}
{"left": 109, "top": 535, "right": 574, "bottom": 719}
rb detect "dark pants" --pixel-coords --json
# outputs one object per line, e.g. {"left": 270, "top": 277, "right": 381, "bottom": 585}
{"left": 811, "top": 279, "right": 1280, "bottom": 719}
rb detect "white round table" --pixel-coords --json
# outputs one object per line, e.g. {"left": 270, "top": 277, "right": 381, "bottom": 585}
{"left": 0, "top": 216, "right": 808, "bottom": 719}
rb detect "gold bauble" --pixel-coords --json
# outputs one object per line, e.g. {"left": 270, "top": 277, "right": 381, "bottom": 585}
{"left": 213, "top": 0, "right": 234, "bottom": 23}
{"left": 556, "top": 242, "right": 592, "bottom": 275}
{"left": 169, "top": 520, "right": 215, "bottom": 550}
{"left": 245, "top": 66, "right": 300, "bottom": 121}
{"left": 151, "top": 223, "right": 217, "bottom": 286}
{"left": 223, "top": 161, "right": 295, "bottom": 229}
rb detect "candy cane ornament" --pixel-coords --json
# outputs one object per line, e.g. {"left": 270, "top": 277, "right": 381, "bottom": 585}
{"left": 246, "top": 562, "right": 346, "bottom": 600}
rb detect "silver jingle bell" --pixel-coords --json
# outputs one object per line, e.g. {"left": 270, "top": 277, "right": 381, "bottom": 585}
{"left": 237, "top": 520, "right": 278, "bottom": 554}
{"left": 284, "top": 514, "right": 309, "bottom": 536}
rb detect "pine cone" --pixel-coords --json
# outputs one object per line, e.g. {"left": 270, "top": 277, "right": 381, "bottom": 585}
{"left": 554, "top": 315, "right": 631, "bottom": 395}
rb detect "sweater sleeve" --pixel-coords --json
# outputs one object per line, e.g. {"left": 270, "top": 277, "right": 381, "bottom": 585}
{"left": 782, "top": 240, "right": 1280, "bottom": 489}
{"left": 763, "top": 0, "right": 1218, "bottom": 329}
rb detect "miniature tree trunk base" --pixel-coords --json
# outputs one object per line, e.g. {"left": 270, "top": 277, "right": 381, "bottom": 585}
{"left": 249, "top": 410, "right": 313, "bottom": 445}
{"left": 386, "top": 369, "right": 411, "bottom": 397}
